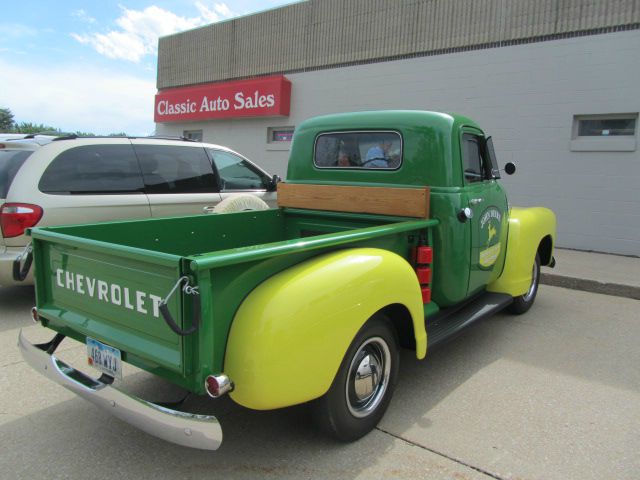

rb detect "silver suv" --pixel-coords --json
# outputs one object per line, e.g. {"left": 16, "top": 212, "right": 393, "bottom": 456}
{"left": 0, "top": 136, "right": 278, "bottom": 286}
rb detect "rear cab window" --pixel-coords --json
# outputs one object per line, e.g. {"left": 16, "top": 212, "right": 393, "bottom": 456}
{"left": 39, "top": 145, "right": 144, "bottom": 194}
{"left": 0, "top": 149, "right": 33, "bottom": 198}
{"left": 314, "top": 131, "right": 402, "bottom": 170}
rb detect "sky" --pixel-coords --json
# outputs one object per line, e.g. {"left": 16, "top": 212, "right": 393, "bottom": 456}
{"left": 0, "top": 1, "right": 299, "bottom": 135}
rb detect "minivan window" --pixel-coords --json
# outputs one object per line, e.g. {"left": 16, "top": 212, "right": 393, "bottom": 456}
{"left": 39, "top": 145, "right": 144, "bottom": 194}
{"left": 0, "top": 150, "right": 33, "bottom": 197}
{"left": 134, "top": 145, "right": 216, "bottom": 194}
{"left": 208, "top": 150, "right": 267, "bottom": 191}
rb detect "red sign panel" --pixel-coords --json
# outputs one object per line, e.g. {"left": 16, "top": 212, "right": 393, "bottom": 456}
{"left": 154, "top": 75, "right": 291, "bottom": 123}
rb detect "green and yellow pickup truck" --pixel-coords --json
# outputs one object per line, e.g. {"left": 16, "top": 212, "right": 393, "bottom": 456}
{"left": 19, "top": 110, "right": 556, "bottom": 450}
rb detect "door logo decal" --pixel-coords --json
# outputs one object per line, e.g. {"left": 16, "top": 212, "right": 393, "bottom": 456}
{"left": 479, "top": 207, "right": 502, "bottom": 268}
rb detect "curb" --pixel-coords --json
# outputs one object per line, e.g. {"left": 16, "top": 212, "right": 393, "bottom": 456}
{"left": 541, "top": 273, "right": 640, "bottom": 301}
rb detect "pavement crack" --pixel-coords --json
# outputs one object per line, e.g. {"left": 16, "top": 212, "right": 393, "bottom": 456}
{"left": 1, "top": 359, "right": 28, "bottom": 369}
{"left": 375, "top": 426, "right": 507, "bottom": 480}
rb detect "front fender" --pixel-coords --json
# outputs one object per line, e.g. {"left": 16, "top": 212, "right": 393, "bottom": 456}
{"left": 225, "top": 248, "right": 425, "bottom": 410}
{"left": 488, "top": 207, "right": 556, "bottom": 297}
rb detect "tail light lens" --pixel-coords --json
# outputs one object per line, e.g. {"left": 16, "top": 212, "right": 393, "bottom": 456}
{"left": 414, "top": 246, "right": 434, "bottom": 304}
{"left": 0, "top": 203, "right": 44, "bottom": 238}
{"left": 205, "top": 374, "right": 234, "bottom": 398}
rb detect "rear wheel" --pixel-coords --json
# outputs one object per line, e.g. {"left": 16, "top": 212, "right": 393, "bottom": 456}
{"left": 312, "top": 314, "right": 399, "bottom": 441}
{"left": 508, "top": 253, "right": 540, "bottom": 314}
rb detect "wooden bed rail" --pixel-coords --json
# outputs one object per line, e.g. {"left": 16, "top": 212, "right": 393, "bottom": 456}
{"left": 277, "top": 183, "right": 430, "bottom": 218}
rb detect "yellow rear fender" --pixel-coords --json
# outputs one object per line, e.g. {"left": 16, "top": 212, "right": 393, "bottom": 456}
{"left": 488, "top": 207, "right": 556, "bottom": 297}
{"left": 225, "top": 248, "right": 425, "bottom": 410}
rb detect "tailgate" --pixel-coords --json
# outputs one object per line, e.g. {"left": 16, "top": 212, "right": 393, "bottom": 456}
{"left": 31, "top": 231, "right": 190, "bottom": 374}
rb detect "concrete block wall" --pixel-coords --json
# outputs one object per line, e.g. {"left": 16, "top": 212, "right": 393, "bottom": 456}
{"left": 157, "top": 30, "right": 640, "bottom": 256}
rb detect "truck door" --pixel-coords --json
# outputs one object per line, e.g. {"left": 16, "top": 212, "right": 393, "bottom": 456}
{"left": 461, "top": 131, "right": 509, "bottom": 296}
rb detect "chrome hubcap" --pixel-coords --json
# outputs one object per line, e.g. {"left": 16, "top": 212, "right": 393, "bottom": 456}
{"left": 346, "top": 337, "right": 391, "bottom": 418}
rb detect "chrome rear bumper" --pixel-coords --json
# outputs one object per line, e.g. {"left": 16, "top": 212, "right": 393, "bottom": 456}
{"left": 18, "top": 330, "right": 222, "bottom": 450}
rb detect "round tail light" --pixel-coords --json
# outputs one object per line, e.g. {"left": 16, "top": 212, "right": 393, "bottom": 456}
{"left": 205, "top": 374, "right": 233, "bottom": 398}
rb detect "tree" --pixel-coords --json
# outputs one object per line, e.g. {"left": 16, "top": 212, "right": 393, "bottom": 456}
{"left": 0, "top": 108, "right": 14, "bottom": 131}
{"left": 0, "top": 108, "right": 129, "bottom": 136}
{"left": 12, "top": 121, "right": 60, "bottom": 135}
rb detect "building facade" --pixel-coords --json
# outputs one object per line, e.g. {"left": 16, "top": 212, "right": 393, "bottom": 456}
{"left": 155, "top": 0, "right": 640, "bottom": 256}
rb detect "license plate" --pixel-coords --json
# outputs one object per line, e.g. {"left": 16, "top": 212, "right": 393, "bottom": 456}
{"left": 87, "top": 337, "right": 122, "bottom": 379}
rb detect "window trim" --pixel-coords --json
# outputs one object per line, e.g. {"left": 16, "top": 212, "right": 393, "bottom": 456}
{"left": 484, "top": 136, "right": 501, "bottom": 180}
{"left": 313, "top": 130, "right": 403, "bottom": 171}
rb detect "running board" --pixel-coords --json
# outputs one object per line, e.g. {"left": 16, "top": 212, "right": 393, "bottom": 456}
{"left": 427, "top": 292, "right": 513, "bottom": 348}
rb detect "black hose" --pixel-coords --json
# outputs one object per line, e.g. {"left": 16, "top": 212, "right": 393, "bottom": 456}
{"left": 159, "top": 293, "right": 201, "bottom": 336}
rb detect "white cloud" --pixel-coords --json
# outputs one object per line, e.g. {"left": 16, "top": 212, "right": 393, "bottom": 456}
{"left": 0, "top": 59, "right": 156, "bottom": 135}
{"left": 71, "top": 3, "right": 235, "bottom": 63}
{"left": 195, "top": 1, "right": 232, "bottom": 22}
{"left": 72, "top": 9, "right": 97, "bottom": 24}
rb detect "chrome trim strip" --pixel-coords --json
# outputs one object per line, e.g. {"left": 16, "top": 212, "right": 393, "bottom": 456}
{"left": 18, "top": 330, "right": 222, "bottom": 450}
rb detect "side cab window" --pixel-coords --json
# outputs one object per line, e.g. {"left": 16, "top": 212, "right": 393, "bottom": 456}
{"left": 461, "top": 133, "right": 486, "bottom": 183}
{"left": 462, "top": 133, "right": 500, "bottom": 183}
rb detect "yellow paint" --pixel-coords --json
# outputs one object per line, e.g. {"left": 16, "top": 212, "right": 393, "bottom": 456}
{"left": 480, "top": 242, "right": 501, "bottom": 267}
{"left": 225, "top": 248, "right": 426, "bottom": 410}
{"left": 488, "top": 207, "right": 556, "bottom": 297}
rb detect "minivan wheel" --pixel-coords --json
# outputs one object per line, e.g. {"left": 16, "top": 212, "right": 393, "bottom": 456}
{"left": 312, "top": 314, "right": 399, "bottom": 442}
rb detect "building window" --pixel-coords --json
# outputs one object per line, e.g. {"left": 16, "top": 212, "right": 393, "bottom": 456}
{"left": 183, "top": 130, "right": 203, "bottom": 142}
{"left": 268, "top": 127, "right": 294, "bottom": 143}
{"left": 571, "top": 114, "right": 637, "bottom": 152}
{"left": 576, "top": 115, "right": 636, "bottom": 137}
{"left": 266, "top": 126, "right": 294, "bottom": 151}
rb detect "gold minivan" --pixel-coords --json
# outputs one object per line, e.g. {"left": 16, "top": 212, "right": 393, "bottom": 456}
{"left": 0, "top": 136, "right": 278, "bottom": 286}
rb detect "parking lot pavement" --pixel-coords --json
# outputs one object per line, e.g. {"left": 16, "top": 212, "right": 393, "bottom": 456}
{"left": 1, "top": 285, "right": 639, "bottom": 480}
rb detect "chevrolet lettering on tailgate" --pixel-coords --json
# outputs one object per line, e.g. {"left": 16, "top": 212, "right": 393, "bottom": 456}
{"left": 55, "top": 268, "right": 163, "bottom": 318}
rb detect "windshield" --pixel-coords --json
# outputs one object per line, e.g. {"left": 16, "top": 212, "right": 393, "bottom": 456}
{"left": 0, "top": 150, "right": 33, "bottom": 198}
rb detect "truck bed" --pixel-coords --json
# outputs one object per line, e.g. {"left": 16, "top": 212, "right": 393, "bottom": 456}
{"left": 29, "top": 208, "right": 436, "bottom": 393}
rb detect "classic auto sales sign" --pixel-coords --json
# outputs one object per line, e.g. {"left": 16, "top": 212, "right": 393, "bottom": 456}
{"left": 154, "top": 75, "right": 291, "bottom": 122}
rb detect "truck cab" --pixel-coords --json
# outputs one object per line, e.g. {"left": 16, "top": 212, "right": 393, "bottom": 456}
{"left": 287, "top": 111, "right": 520, "bottom": 305}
